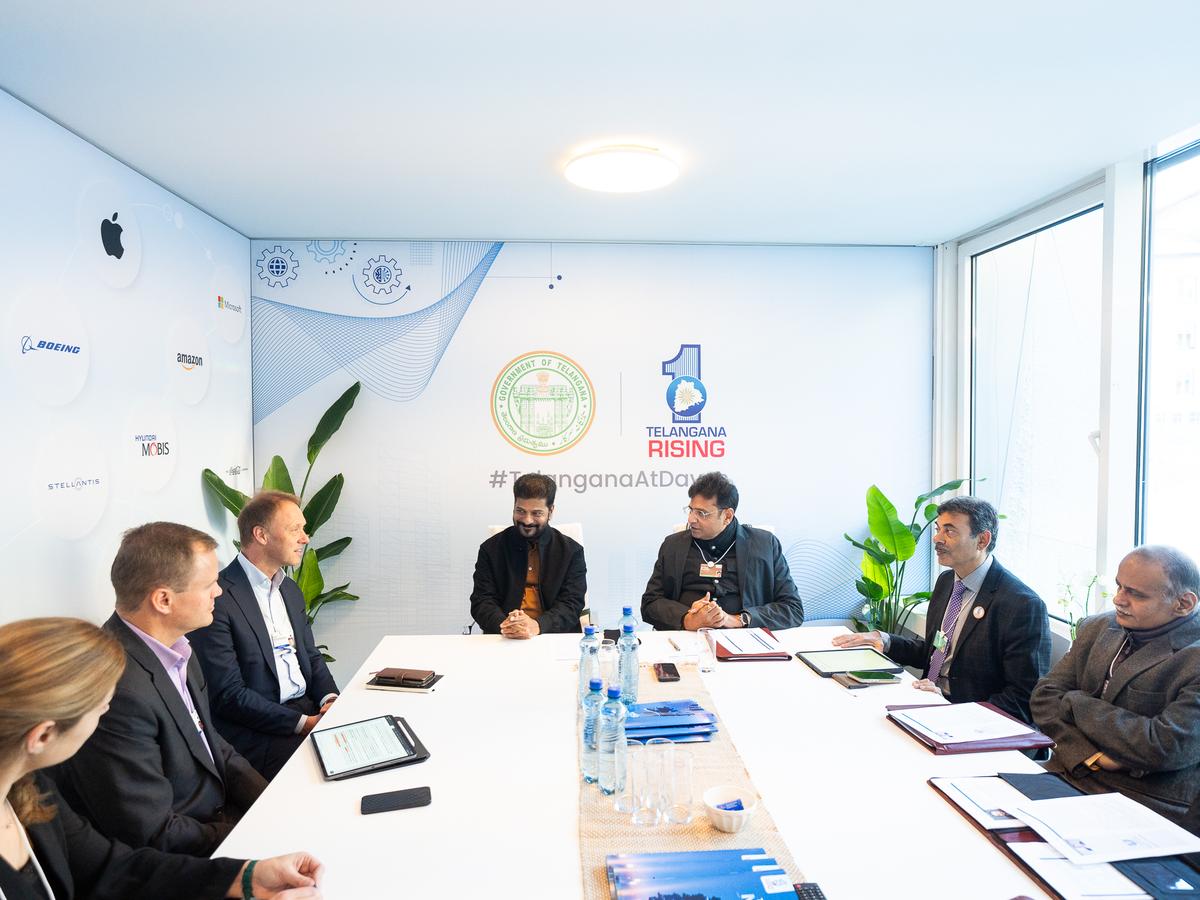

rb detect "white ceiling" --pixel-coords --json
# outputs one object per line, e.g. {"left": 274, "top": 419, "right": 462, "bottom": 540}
{"left": 4, "top": 1, "right": 1200, "bottom": 245}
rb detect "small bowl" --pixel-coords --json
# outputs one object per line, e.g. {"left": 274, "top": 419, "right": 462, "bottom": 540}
{"left": 702, "top": 785, "right": 759, "bottom": 833}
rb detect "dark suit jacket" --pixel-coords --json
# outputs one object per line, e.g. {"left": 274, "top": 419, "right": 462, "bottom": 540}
{"left": 188, "top": 559, "right": 340, "bottom": 774}
{"left": 886, "top": 558, "right": 1050, "bottom": 723}
{"left": 51, "top": 615, "right": 265, "bottom": 857}
{"left": 0, "top": 775, "right": 243, "bottom": 900}
{"left": 1031, "top": 611, "right": 1200, "bottom": 823}
{"left": 640, "top": 523, "right": 805, "bottom": 632}
{"left": 470, "top": 525, "right": 587, "bottom": 634}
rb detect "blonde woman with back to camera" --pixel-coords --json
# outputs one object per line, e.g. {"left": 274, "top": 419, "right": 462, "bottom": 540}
{"left": 0, "top": 618, "right": 324, "bottom": 900}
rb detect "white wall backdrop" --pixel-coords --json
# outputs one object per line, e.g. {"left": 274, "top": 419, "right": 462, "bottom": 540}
{"left": 0, "top": 90, "right": 253, "bottom": 625}
{"left": 250, "top": 239, "right": 934, "bottom": 682}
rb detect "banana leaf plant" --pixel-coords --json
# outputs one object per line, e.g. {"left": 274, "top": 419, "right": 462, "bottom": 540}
{"left": 202, "top": 381, "right": 362, "bottom": 659}
{"left": 842, "top": 479, "right": 967, "bottom": 634}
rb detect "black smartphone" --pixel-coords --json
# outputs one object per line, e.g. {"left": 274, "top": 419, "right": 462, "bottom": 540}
{"left": 846, "top": 670, "right": 900, "bottom": 684}
{"left": 653, "top": 662, "right": 681, "bottom": 682}
{"left": 360, "top": 786, "right": 432, "bottom": 815}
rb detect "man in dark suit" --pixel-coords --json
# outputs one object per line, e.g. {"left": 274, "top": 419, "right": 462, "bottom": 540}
{"left": 834, "top": 496, "right": 1050, "bottom": 723}
{"left": 470, "top": 473, "right": 587, "bottom": 637}
{"left": 51, "top": 522, "right": 266, "bottom": 856}
{"left": 641, "top": 472, "right": 804, "bottom": 632}
{"left": 189, "top": 490, "right": 340, "bottom": 780}
{"left": 1032, "top": 545, "right": 1200, "bottom": 826}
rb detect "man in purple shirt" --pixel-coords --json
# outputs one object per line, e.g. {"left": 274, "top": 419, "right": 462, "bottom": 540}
{"left": 51, "top": 522, "right": 266, "bottom": 856}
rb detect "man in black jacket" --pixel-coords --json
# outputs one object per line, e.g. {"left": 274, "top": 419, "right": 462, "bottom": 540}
{"left": 470, "top": 473, "right": 587, "bottom": 637}
{"left": 641, "top": 472, "right": 805, "bottom": 632}
{"left": 834, "top": 496, "right": 1050, "bottom": 723}
{"left": 52, "top": 522, "right": 266, "bottom": 856}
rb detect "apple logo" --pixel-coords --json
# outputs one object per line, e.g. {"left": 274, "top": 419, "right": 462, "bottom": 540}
{"left": 100, "top": 212, "right": 124, "bottom": 260}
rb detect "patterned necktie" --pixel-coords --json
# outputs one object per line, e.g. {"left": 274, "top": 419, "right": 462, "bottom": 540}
{"left": 927, "top": 579, "right": 967, "bottom": 683}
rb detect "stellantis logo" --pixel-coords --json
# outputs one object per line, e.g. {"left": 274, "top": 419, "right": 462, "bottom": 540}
{"left": 21, "top": 336, "right": 81, "bottom": 355}
{"left": 177, "top": 352, "right": 204, "bottom": 371}
{"left": 100, "top": 212, "right": 124, "bottom": 259}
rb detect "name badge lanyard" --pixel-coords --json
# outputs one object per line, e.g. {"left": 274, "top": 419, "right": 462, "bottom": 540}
{"left": 263, "top": 583, "right": 304, "bottom": 695}
{"left": 694, "top": 539, "right": 734, "bottom": 582}
{"left": 1101, "top": 635, "right": 1130, "bottom": 698}
{"left": 2, "top": 800, "right": 56, "bottom": 900}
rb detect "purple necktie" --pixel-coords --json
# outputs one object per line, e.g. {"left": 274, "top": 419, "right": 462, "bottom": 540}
{"left": 927, "top": 579, "right": 966, "bottom": 683}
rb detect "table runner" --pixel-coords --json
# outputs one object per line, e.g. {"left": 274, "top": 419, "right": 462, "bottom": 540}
{"left": 577, "top": 662, "right": 805, "bottom": 899}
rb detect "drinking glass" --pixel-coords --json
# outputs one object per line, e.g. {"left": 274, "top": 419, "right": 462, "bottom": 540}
{"left": 665, "top": 748, "right": 694, "bottom": 824}
{"left": 696, "top": 628, "right": 717, "bottom": 673}
{"left": 631, "top": 740, "right": 665, "bottom": 826}
{"left": 598, "top": 640, "right": 618, "bottom": 692}
{"left": 614, "top": 738, "right": 641, "bottom": 813}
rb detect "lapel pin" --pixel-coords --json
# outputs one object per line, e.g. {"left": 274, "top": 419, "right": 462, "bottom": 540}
{"left": 973, "top": 606, "right": 985, "bottom": 619}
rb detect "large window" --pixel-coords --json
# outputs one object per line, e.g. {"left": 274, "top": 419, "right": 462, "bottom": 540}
{"left": 1143, "top": 145, "right": 1200, "bottom": 559}
{"left": 970, "top": 207, "right": 1105, "bottom": 618}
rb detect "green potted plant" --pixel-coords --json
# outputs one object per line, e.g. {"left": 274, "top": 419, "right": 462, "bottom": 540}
{"left": 202, "top": 381, "right": 362, "bottom": 658}
{"left": 842, "top": 479, "right": 967, "bottom": 634}
{"left": 1058, "top": 575, "right": 1109, "bottom": 641}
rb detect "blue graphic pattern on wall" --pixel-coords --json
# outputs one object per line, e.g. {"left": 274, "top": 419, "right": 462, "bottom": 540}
{"left": 251, "top": 241, "right": 503, "bottom": 422}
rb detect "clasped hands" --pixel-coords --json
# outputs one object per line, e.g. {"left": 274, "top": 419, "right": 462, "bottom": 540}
{"left": 501, "top": 609, "right": 541, "bottom": 639}
{"left": 682, "top": 593, "right": 740, "bottom": 631}
{"left": 830, "top": 630, "right": 943, "bottom": 696}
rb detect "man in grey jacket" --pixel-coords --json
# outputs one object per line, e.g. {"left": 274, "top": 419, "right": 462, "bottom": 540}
{"left": 1031, "top": 545, "right": 1200, "bottom": 825}
{"left": 641, "top": 472, "right": 804, "bottom": 632}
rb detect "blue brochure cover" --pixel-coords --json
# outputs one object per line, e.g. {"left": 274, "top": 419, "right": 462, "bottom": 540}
{"left": 625, "top": 700, "right": 717, "bottom": 731}
{"left": 612, "top": 866, "right": 793, "bottom": 900}
{"left": 608, "top": 850, "right": 776, "bottom": 880}
{"left": 623, "top": 724, "right": 717, "bottom": 740}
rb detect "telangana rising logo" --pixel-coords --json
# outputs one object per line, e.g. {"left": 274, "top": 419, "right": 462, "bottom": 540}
{"left": 491, "top": 351, "right": 595, "bottom": 455}
{"left": 647, "top": 344, "right": 726, "bottom": 458}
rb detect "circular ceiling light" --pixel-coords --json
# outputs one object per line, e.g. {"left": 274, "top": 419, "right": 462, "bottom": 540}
{"left": 563, "top": 145, "right": 679, "bottom": 193}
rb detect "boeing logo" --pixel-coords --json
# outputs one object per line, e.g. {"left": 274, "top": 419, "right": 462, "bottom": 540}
{"left": 22, "top": 336, "right": 81, "bottom": 355}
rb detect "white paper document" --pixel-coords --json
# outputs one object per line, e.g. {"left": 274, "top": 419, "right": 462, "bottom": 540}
{"left": 1015, "top": 793, "right": 1200, "bottom": 865}
{"left": 711, "top": 628, "right": 782, "bottom": 655}
{"left": 892, "top": 702, "right": 1031, "bottom": 744}
{"left": 931, "top": 776, "right": 1028, "bottom": 829}
{"left": 1007, "top": 842, "right": 1150, "bottom": 900}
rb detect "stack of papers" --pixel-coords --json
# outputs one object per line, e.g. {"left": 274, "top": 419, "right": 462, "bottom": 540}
{"left": 892, "top": 704, "right": 1032, "bottom": 745}
{"left": 624, "top": 699, "right": 718, "bottom": 743}
{"left": 605, "top": 848, "right": 795, "bottom": 900}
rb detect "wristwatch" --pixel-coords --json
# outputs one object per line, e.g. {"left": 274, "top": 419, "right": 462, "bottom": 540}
{"left": 739, "top": 611, "right": 751, "bottom": 628}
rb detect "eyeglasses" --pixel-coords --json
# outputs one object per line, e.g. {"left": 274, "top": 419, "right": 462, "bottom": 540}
{"left": 684, "top": 506, "right": 724, "bottom": 520}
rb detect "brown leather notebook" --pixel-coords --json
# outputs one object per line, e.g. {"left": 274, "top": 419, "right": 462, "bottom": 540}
{"left": 373, "top": 667, "right": 436, "bottom": 688}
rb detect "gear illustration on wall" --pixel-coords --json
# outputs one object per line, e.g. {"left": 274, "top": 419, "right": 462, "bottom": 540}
{"left": 306, "top": 240, "right": 347, "bottom": 264}
{"left": 256, "top": 245, "right": 299, "bottom": 289}
{"left": 362, "top": 255, "right": 402, "bottom": 296}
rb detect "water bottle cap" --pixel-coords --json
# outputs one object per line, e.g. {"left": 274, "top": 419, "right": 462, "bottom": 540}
{"left": 584, "top": 625, "right": 596, "bottom": 636}
{"left": 622, "top": 623, "right": 634, "bottom": 633}
{"left": 589, "top": 678, "right": 602, "bottom": 690}
{"left": 607, "top": 686, "right": 621, "bottom": 699}
{"left": 622, "top": 606, "right": 633, "bottom": 615}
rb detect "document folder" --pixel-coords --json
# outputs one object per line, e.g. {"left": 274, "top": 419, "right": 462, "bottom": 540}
{"left": 885, "top": 702, "right": 1054, "bottom": 754}
{"left": 711, "top": 627, "right": 791, "bottom": 662}
{"left": 930, "top": 773, "right": 1200, "bottom": 900}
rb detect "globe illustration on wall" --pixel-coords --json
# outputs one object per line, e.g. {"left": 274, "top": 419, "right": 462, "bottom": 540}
{"left": 665, "top": 376, "right": 707, "bottom": 417}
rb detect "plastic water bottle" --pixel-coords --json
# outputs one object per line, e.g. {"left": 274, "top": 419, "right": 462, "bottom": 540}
{"left": 580, "top": 678, "right": 604, "bottom": 784}
{"left": 598, "top": 686, "right": 627, "bottom": 796}
{"left": 578, "top": 625, "right": 600, "bottom": 702}
{"left": 618, "top": 605, "right": 638, "bottom": 634}
{"left": 618, "top": 623, "right": 639, "bottom": 708}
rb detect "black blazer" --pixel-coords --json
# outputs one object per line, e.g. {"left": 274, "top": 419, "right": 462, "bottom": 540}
{"left": 51, "top": 614, "right": 266, "bottom": 856}
{"left": 640, "top": 523, "right": 805, "bottom": 631}
{"left": 0, "top": 775, "right": 243, "bottom": 900}
{"left": 188, "top": 559, "right": 340, "bottom": 771}
{"left": 469, "top": 525, "right": 587, "bottom": 634}
{"left": 887, "top": 557, "right": 1050, "bottom": 723}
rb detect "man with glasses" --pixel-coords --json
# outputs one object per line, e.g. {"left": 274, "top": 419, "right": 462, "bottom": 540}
{"left": 470, "top": 473, "right": 587, "bottom": 638}
{"left": 641, "top": 471, "right": 804, "bottom": 632}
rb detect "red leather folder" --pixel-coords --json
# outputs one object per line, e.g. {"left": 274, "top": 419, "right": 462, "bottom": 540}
{"left": 885, "top": 702, "right": 1055, "bottom": 754}
{"left": 712, "top": 628, "right": 791, "bottom": 662}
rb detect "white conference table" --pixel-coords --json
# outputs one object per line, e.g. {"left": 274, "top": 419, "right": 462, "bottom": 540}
{"left": 217, "top": 627, "right": 1049, "bottom": 899}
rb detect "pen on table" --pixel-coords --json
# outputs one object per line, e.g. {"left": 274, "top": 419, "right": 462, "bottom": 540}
{"left": 668, "top": 638, "right": 681, "bottom": 652}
